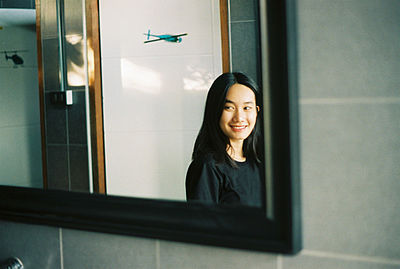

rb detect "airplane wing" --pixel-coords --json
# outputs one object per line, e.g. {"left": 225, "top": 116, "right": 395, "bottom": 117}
{"left": 144, "top": 38, "right": 163, "bottom": 43}
{"left": 143, "top": 33, "right": 187, "bottom": 43}
{"left": 170, "top": 33, "right": 188, "bottom": 38}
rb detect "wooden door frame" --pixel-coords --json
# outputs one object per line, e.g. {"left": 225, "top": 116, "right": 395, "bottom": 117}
{"left": 36, "top": 0, "right": 47, "bottom": 189}
{"left": 220, "top": 0, "right": 230, "bottom": 72}
{"left": 85, "top": 0, "right": 106, "bottom": 194}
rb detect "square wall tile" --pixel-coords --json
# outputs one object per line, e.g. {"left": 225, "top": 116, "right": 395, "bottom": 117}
{"left": 300, "top": 103, "right": 400, "bottom": 259}
{"left": 69, "top": 145, "right": 89, "bottom": 192}
{"left": 0, "top": 220, "right": 61, "bottom": 268}
{"left": 0, "top": 126, "right": 43, "bottom": 188}
{"left": 105, "top": 131, "right": 187, "bottom": 200}
{"left": 46, "top": 145, "right": 69, "bottom": 190}
{"left": 298, "top": 0, "right": 400, "bottom": 98}
{"left": 159, "top": 240, "right": 277, "bottom": 269}
{"left": 67, "top": 90, "right": 87, "bottom": 145}
{"left": 42, "top": 38, "right": 61, "bottom": 92}
{"left": 0, "top": 67, "right": 40, "bottom": 127}
{"left": 283, "top": 253, "right": 400, "bottom": 269}
{"left": 100, "top": 0, "right": 215, "bottom": 58}
{"left": 63, "top": 0, "right": 84, "bottom": 37}
{"left": 230, "top": 0, "right": 258, "bottom": 22}
{"left": 41, "top": 0, "right": 58, "bottom": 38}
{"left": 45, "top": 92, "right": 67, "bottom": 144}
{"left": 102, "top": 55, "right": 212, "bottom": 133}
{"left": 230, "top": 21, "right": 261, "bottom": 84}
{"left": 62, "top": 228, "right": 157, "bottom": 269}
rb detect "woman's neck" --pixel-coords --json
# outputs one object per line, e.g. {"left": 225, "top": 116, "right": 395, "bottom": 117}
{"left": 226, "top": 141, "right": 245, "bottom": 162}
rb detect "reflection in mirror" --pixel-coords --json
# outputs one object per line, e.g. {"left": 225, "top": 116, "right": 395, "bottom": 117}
{"left": 186, "top": 73, "right": 265, "bottom": 207}
{"left": 100, "top": 0, "right": 263, "bottom": 202}
{"left": 100, "top": 0, "right": 223, "bottom": 200}
{"left": 1, "top": 0, "right": 264, "bottom": 204}
{"left": 41, "top": 0, "right": 92, "bottom": 192}
{"left": 0, "top": 8, "right": 43, "bottom": 188}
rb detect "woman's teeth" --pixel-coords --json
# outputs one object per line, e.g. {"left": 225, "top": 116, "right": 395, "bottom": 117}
{"left": 231, "top": 125, "right": 246, "bottom": 130}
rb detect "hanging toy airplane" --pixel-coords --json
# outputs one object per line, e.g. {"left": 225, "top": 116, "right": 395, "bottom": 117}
{"left": 143, "top": 30, "right": 187, "bottom": 44}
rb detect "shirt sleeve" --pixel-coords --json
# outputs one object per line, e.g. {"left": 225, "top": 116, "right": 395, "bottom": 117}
{"left": 185, "top": 159, "right": 222, "bottom": 203}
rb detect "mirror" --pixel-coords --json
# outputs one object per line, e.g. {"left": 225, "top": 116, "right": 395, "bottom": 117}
{"left": 100, "top": 0, "right": 265, "bottom": 202}
{"left": 0, "top": 0, "right": 301, "bottom": 254}
{"left": 1, "top": 0, "right": 270, "bottom": 204}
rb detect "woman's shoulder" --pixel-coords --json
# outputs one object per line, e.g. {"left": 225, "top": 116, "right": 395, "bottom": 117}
{"left": 190, "top": 152, "right": 219, "bottom": 168}
{"left": 186, "top": 153, "right": 224, "bottom": 184}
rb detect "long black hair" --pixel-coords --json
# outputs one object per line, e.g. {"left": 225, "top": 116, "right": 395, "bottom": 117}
{"left": 192, "top": 72, "right": 263, "bottom": 167}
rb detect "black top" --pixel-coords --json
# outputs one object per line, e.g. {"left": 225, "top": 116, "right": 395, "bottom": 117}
{"left": 185, "top": 154, "right": 264, "bottom": 207}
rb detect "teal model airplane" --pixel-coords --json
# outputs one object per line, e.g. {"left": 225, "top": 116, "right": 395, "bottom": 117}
{"left": 144, "top": 30, "right": 187, "bottom": 43}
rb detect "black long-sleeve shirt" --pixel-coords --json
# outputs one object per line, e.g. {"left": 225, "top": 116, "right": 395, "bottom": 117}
{"left": 185, "top": 154, "right": 264, "bottom": 207}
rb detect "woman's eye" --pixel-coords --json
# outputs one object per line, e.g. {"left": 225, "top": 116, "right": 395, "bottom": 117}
{"left": 244, "top": 106, "right": 253, "bottom": 110}
{"left": 224, "top": 106, "right": 234, "bottom": 110}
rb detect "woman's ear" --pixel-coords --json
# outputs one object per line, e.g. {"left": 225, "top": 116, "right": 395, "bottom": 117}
{"left": 257, "top": 106, "right": 260, "bottom": 112}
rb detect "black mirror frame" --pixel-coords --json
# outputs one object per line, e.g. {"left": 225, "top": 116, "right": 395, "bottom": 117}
{"left": 0, "top": 0, "right": 301, "bottom": 254}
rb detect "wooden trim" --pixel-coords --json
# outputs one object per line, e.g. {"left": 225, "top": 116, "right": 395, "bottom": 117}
{"left": 86, "top": 0, "right": 106, "bottom": 194}
{"left": 220, "top": 0, "right": 230, "bottom": 72}
{"left": 35, "top": 0, "right": 48, "bottom": 189}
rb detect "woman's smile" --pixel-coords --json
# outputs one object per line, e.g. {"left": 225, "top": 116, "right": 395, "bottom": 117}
{"left": 230, "top": 124, "right": 248, "bottom": 132}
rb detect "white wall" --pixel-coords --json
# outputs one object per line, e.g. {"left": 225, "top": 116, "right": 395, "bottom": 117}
{"left": 0, "top": 25, "right": 43, "bottom": 188}
{"left": 99, "top": 0, "right": 222, "bottom": 200}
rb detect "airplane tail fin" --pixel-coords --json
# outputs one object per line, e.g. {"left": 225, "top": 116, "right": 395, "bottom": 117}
{"left": 147, "top": 29, "right": 150, "bottom": 40}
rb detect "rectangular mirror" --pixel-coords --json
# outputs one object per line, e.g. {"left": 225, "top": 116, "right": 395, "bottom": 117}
{"left": 0, "top": 0, "right": 301, "bottom": 254}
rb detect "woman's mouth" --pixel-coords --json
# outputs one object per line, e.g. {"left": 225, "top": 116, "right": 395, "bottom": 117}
{"left": 230, "top": 125, "right": 247, "bottom": 132}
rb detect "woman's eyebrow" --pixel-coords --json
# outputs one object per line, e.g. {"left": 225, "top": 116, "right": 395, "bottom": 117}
{"left": 225, "top": 99, "right": 255, "bottom": 104}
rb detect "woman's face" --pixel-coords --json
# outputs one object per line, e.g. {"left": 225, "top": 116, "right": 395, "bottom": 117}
{"left": 219, "top": 83, "right": 259, "bottom": 145}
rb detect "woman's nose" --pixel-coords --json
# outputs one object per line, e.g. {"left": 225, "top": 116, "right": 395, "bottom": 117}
{"left": 233, "top": 109, "right": 244, "bottom": 121}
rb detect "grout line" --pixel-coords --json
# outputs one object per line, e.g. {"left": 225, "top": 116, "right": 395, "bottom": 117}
{"left": 0, "top": 123, "right": 41, "bottom": 129}
{"left": 101, "top": 53, "right": 214, "bottom": 60}
{"left": 301, "top": 249, "right": 400, "bottom": 266}
{"left": 230, "top": 20, "right": 256, "bottom": 23}
{"left": 103, "top": 129, "right": 201, "bottom": 134}
{"left": 156, "top": 240, "right": 160, "bottom": 269}
{"left": 47, "top": 143, "right": 88, "bottom": 147}
{"left": 59, "top": 229, "right": 64, "bottom": 269}
{"left": 0, "top": 66, "right": 38, "bottom": 69}
{"left": 300, "top": 97, "right": 400, "bottom": 105}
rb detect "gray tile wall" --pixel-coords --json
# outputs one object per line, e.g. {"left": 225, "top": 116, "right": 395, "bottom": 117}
{"left": 230, "top": 0, "right": 261, "bottom": 85}
{"left": 40, "top": 0, "right": 90, "bottom": 192}
{"left": 1, "top": 0, "right": 400, "bottom": 268}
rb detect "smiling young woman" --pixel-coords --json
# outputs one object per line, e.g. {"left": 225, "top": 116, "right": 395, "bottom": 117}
{"left": 185, "top": 72, "right": 265, "bottom": 208}
{"left": 219, "top": 83, "right": 260, "bottom": 162}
